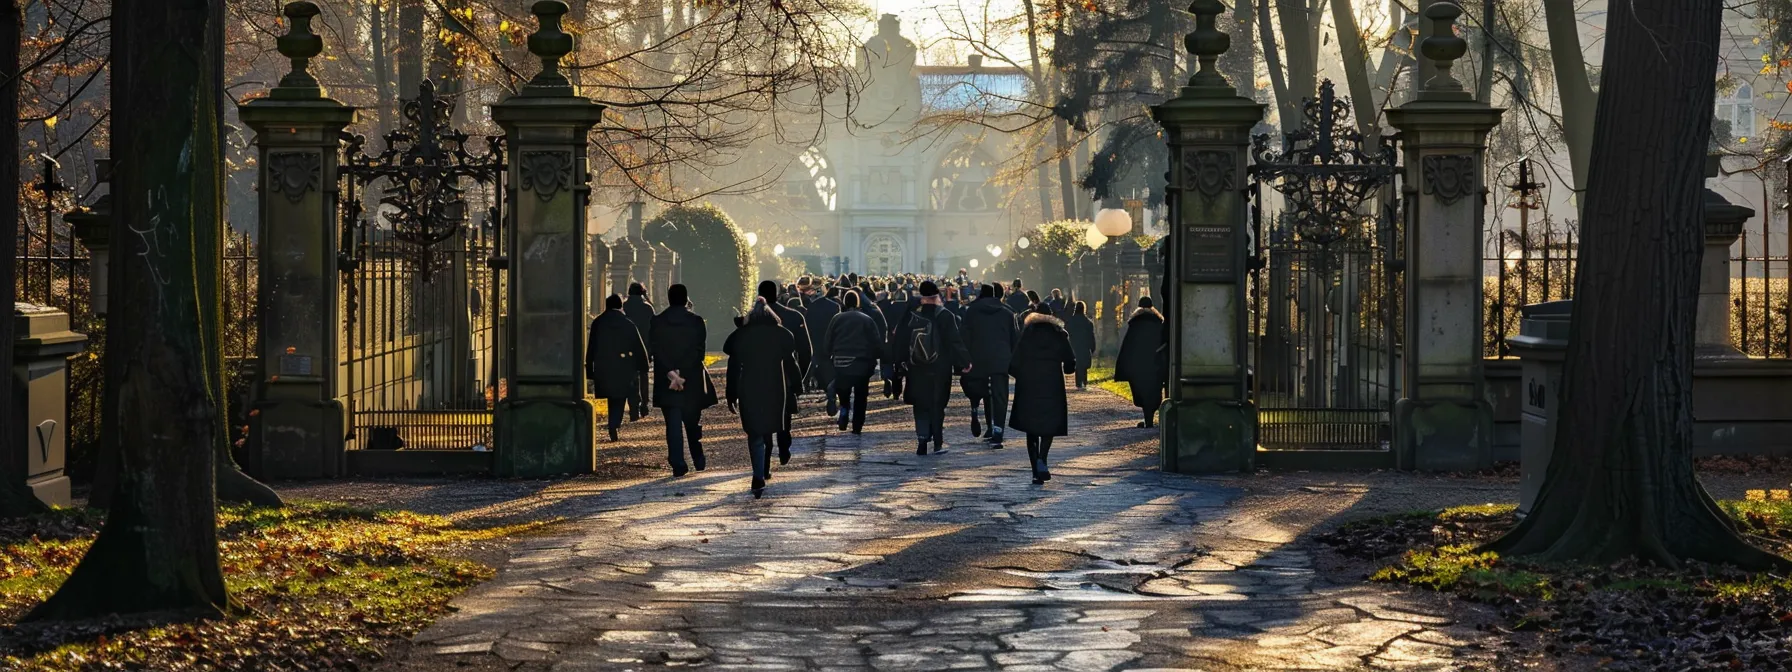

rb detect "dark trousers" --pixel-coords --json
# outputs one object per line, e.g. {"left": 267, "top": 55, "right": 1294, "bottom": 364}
{"left": 976, "top": 374, "right": 1010, "bottom": 435}
{"left": 913, "top": 403, "right": 945, "bottom": 442}
{"left": 824, "top": 378, "right": 837, "bottom": 415}
{"left": 663, "top": 406, "right": 704, "bottom": 471}
{"left": 1074, "top": 365, "right": 1088, "bottom": 388}
{"left": 747, "top": 433, "right": 773, "bottom": 481}
{"left": 629, "top": 371, "right": 650, "bottom": 418}
{"left": 836, "top": 374, "right": 871, "bottom": 432}
{"left": 1026, "top": 434, "right": 1055, "bottom": 475}
{"left": 605, "top": 397, "right": 627, "bottom": 432}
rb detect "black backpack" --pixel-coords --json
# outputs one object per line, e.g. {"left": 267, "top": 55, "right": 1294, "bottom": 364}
{"left": 908, "top": 309, "right": 940, "bottom": 365}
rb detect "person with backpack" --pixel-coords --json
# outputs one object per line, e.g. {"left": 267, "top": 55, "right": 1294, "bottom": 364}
{"left": 961, "top": 284, "right": 1019, "bottom": 446}
{"left": 1114, "top": 295, "right": 1167, "bottom": 428}
{"left": 650, "top": 284, "right": 718, "bottom": 476}
{"left": 586, "top": 294, "right": 649, "bottom": 443}
{"left": 1009, "top": 304, "right": 1078, "bottom": 484}
{"left": 825, "top": 290, "right": 884, "bottom": 434}
{"left": 724, "top": 299, "right": 800, "bottom": 498}
{"left": 1064, "top": 301, "right": 1097, "bottom": 390}
{"left": 893, "top": 281, "right": 971, "bottom": 455}
{"left": 623, "top": 282, "right": 656, "bottom": 420}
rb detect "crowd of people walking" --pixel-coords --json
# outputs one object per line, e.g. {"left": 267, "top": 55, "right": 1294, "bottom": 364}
{"left": 585, "top": 271, "right": 1166, "bottom": 497}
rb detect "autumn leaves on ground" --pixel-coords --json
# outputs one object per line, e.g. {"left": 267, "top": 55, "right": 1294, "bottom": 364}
{"left": 0, "top": 503, "right": 554, "bottom": 670}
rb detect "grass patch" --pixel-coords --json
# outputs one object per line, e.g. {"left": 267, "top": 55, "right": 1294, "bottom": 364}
{"left": 1085, "top": 365, "right": 1131, "bottom": 398}
{"left": 0, "top": 500, "right": 557, "bottom": 671}
{"left": 1323, "top": 501, "right": 1792, "bottom": 668}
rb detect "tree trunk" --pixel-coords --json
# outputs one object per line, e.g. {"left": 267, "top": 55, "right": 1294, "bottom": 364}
{"left": 1055, "top": 119, "right": 1078, "bottom": 220}
{"left": 1476, "top": 0, "right": 1496, "bottom": 103}
{"left": 1482, "top": 0, "right": 1788, "bottom": 571}
{"left": 397, "top": 0, "right": 423, "bottom": 98}
{"left": 25, "top": 0, "right": 235, "bottom": 621}
{"left": 1017, "top": 0, "right": 1065, "bottom": 221}
{"left": 1257, "top": 0, "right": 1296, "bottom": 127}
{"left": 1034, "top": 144, "right": 1055, "bottom": 222}
{"left": 371, "top": 0, "right": 392, "bottom": 133}
{"left": 1541, "top": 0, "right": 1596, "bottom": 208}
{"left": 1219, "top": 0, "right": 1256, "bottom": 100}
{"left": 1275, "top": 0, "right": 1318, "bottom": 107}
{"left": 1372, "top": 6, "right": 1414, "bottom": 108}
{"left": 1330, "top": 0, "right": 1379, "bottom": 140}
{"left": 0, "top": 0, "right": 48, "bottom": 518}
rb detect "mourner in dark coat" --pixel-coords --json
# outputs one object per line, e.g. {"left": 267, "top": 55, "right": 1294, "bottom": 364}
{"left": 1064, "top": 301, "right": 1097, "bottom": 389}
{"left": 650, "top": 284, "right": 718, "bottom": 476}
{"left": 803, "top": 282, "right": 842, "bottom": 411}
{"left": 724, "top": 300, "right": 799, "bottom": 498}
{"left": 1008, "top": 305, "right": 1078, "bottom": 484}
{"left": 1047, "top": 289, "right": 1067, "bottom": 316}
{"left": 876, "top": 291, "right": 903, "bottom": 397}
{"left": 623, "top": 283, "right": 657, "bottom": 419}
{"left": 1114, "top": 296, "right": 1167, "bottom": 427}
{"left": 893, "top": 281, "right": 972, "bottom": 455}
{"left": 587, "top": 295, "right": 649, "bottom": 442}
{"left": 760, "top": 282, "right": 808, "bottom": 458}
{"left": 961, "top": 284, "right": 1020, "bottom": 445}
{"left": 1004, "top": 279, "right": 1032, "bottom": 313}
{"left": 825, "top": 291, "right": 884, "bottom": 434}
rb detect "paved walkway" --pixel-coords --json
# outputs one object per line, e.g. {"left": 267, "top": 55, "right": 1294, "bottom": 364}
{"left": 365, "top": 384, "right": 1541, "bottom": 672}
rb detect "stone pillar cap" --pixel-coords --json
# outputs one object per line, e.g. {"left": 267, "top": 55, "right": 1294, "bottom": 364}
{"left": 1508, "top": 300, "right": 1572, "bottom": 351}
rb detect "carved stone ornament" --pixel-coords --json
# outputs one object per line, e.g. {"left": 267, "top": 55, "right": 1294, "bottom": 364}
{"left": 1421, "top": 154, "right": 1477, "bottom": 206}
{"left": 1185, "top": 150, "right": 1235, "bottom": 199}
{"left": 517, "top": 150, "right": 574, "bottom": 201}
{"left": 267, "top": 151, "right": 321, "bottom": 204}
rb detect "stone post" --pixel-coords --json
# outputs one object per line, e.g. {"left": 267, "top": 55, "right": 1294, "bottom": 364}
{"left": 1699, "top": 156, "right": 1750, "bottom": 358}
{"left": 237, "top": 1, "right": 356, "bottom": 479}
{"left": 1150, "top": 0, "right": 1263, "bottom": 473}
{"left": 588, "top": 236, "right": 610, "bottom": 315}
{"left": 11, "top": 304, "right": 87, "bottom": 506}
{"left": 651, "top": 242, "right": 677, "bottom": 298}
{"left": 1507, "top": 300, "right": 1570, "bottom": 517}
{"left": 607, "top": 239, "right": 635, "bottom": 301}
{"left": 64, "top": 158, "right": 112, "bottom": 317}
{"left": 1386, "top": 3, "right": 1504, "bottom": 471}
{"left": 491, "top": 0, "right": 606, "bottom": 477}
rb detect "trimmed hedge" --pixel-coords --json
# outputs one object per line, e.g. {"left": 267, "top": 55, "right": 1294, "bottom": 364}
{"left": 642, "top": 203, "right": 752, "bottom": 348}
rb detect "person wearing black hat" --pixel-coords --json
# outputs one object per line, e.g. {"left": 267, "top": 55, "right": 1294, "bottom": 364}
{"left": 893, "top": 280, "right": 971, "bottom": 455}
{"left": 587, "top": 294, "right": 649, "bottom": 442}
{"left": 759, "top": 281, "right": 808, "bottom": 462}
{"left": 1008, "top": 303, "right": 1077, "bottom": 484}
{"left": 962, "top": 283, "right": 1019, "bottom": 445}
{"left": 1114, "top": 295, "right": 1167, "bottom": 428}
{"left": 650, "top": 284, "right": 718, "bottom": 476}
{"left": 724, "top": 299, "right": 799, "bottom": 498}
{"left": 623, "top": 282, "right": 656, "bottom": 420}
{"left": 825, "top": 290, "right": 884, "bottom": 434}
{"left": 1065, "top": 301, "right": 1097, "bottom": 389}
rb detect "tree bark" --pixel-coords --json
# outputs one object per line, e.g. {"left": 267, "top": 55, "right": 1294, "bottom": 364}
{"left": 397, "top": 0, "right": 423, "bottom": 98}
{"left": 0, "top": 0, "right": 48, "bottom": 518}
{"left": 371, "top": 0, "right": 392, "bottom": 134}
{"left": 1257, "top": 0, "right": 1296, "bottom": 127}
{"left": 1482, "top": 0, "right": 1788, "bottom": 571}
{"left": 1476, "top": 0, "right": 1496, "bottom": 103}
{"left": 25, "top": 0, "right": 236, "bottom": 621}
{"left": 1218, "top": 0, "right": 1256, "bottom": 100}
{"left": 1330, "top": 0, "right": 1379, "bottom": 140}
{"left": 1541, "top": 0, "right": 1596, "bottom": 208}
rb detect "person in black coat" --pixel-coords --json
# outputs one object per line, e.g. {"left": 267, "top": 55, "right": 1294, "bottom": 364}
{"left": 825, "top": 290, "right": 884, "bottom": 434}
{"left": 760, "top": 282, "right": 808, "bottom": 460}
{"left": 650, "top": 284, "right": 718, "bottom": 476}
{"left": 623, "top": 282, "right": 656, "bottom": 420}
{"left": 1004, "top": 278, "right": 1031, "bottom": 313}
{"left": 1009, "top": 305, "right": 1077, "bottom": 484}
{"left": 724, "top": 299, "right": 799, "bottom": 498}
{"left": 1047, "top": 288, "right": 1067, "bottom": 315}
{"left": 893, "top": 281, "right": 971, "bottom": 455}
{"left": 1064, "top": 301, "right": 1097, "bottom": 390}
{"left": 587, "top": 294, "right": 649, "bottom": 442}
{"left": 961, "top": 284, "right": 1019, "bottom": 445}
{"left": 803, "top": 281, "right": 842, "bottom": 412}
{"left": 1114, "top": 296, "right": 1167, "bottom": 428}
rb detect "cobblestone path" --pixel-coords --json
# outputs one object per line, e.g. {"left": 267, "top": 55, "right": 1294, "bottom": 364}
{"left": 388, "top": 389, "right": 1521, "bottom": 671}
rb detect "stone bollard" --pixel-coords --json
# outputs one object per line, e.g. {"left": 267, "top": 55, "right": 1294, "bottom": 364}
{"left": 1699, "top": 155, "right": 1750, "bottom": 358}
{"left": 65, "top": 158, "right": 112, "bottom": 317}
{"left": 1505, "top": 300, "right": 1570, "bottom": 517}
{"left": 11, "top": 304, "right": 89, "bottom": 507}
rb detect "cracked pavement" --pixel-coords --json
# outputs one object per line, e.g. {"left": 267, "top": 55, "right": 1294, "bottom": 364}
{"left": 360, "top": 388, "right": 1535, "bottom": 671}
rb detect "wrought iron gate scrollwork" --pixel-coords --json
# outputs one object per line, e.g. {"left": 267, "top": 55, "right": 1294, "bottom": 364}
{"left": 337, "top": 80, "right": 508, "bottom": 452}
{"left": 1248, "top": 80, "right": 1404, "bottom": 458}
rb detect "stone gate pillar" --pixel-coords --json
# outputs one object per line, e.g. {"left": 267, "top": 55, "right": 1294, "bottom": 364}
{"left": 237, "top": 1, "right": 356, "bottom": 479}
{"left": 1699, "top": 156, "right": 1751, "bottom": 358}
{"left": 1386, "top": 3, "right": 1504, "bottom": 471}
{"left": 491, "top": 0, "right": 606, "bottom": 477}
{"left": 1150, "top": 0, "right": 1263, "bottom": 473}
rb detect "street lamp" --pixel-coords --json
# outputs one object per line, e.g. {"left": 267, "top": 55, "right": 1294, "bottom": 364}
{"left": 773, "top": 243, "right": 785, "bottom": 256}
{"left": 969, "top": 258, "right": 980, "bottom": 268}
{"left": 1017, "top": 236, "right": 1030, "bottom": 250}
{"left": 990, "top": 245, "right": 1003, "bottom": 258}
{"left": 1095, "top": 207, "right": 1133, "bottom": 238}
{"left": 744, "top": 231, "right": 759, "bottom": 247}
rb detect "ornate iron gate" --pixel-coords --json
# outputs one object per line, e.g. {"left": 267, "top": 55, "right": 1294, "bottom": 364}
{"left": 338, "top": 81, "right": 507, "bottom": 451}
{"left": 1249, "top": 81, "right": 1403, "bottom": 467}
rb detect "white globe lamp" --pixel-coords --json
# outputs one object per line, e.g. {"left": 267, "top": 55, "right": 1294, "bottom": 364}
{"left": 969, "top": 258, "right": 980, "bottom": 268}
{"left": 773, "top": 243, "right": 786, "bottom": 256}
{"left": 1094, "top": 207, "right": 1133, "bottom": 238}
{"left": 1017, "top": 236, "right": 1031, "bottom": 249}
{"left": 1083, "top": 224, "right": 1107, "bottom": 249}
{"left": 744, "top": 231, "right": 759, "bottom": 248}
{"left": 990, "top": 245, "right": 1003, "bottom": 258}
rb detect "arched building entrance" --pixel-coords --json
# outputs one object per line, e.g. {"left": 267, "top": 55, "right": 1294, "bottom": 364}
{"left": 864, "top": 233, "right": 905, "bottom": 275}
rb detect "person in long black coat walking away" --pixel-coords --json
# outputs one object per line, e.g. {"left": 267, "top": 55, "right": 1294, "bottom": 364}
{"left": 587, "top": 295, "right": 649, "bottom": 442}
{"left": 802, "top": 278, "right": 842, "bottom": 412}
{"left": 650, "top": 284, "right": 718, "bottom": 476}
{"left": 893, "top": 281, "right": 971, "bottom": 455}
{"left": 1005, "top": 278, "right": 1031, "bottom": 313}
{"left": 825, "top": 290, "right": 883, "bottom": 434}
{"left": 1114, "top": 296, "right": 1167, "bottom": 428}
{"left": 1064, "top": 301, "right": 1096, "bottom": 390}
{"left": 961, "top": 284, "right": 1019, "bottom": 445}
{"left": 623, "top": 282, "right": 657, "bottom": 420}
{"left": 760, "top": 281, "right": 808, "bottom": 461}
{"left": 724, "top": 299, "right": 799, "bottom": 498}
{"left": 1009, "top": 305, "right": 1077, "bottom": 484}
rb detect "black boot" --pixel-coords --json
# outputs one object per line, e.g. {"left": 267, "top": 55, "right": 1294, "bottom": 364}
{"left": 752, "top": 477, "right": 765, "bottom": 499}
{"left": 692, "top": 443, "right": 706, "bottom": 472}
{"left": 917, "top": 440, "right": 929, "bottom": 456}
{"left": 970, "top": 411, "right": 982, "bottom": 438}
{"left": 608, "top": 427, "right": 619, "bottom": 442}
{"left": 932, "top": 437, "right": 946, "bottom": 454}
